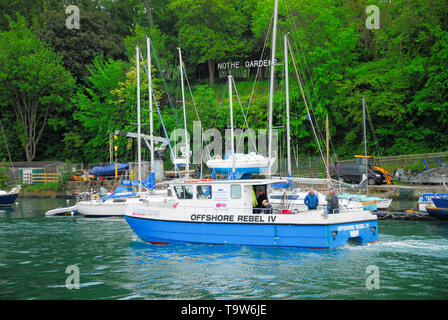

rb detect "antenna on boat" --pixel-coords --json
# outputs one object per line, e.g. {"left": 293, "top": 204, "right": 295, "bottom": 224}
{"left": 147, "top": 37, "right": 155, "bottom": 176}
{"left": 268, "top": 0, "right": 279, "bottom": 179}
{"left": 178, "top": 47, "right": 189, "bottom": 180}
{"left": 136, "top": 45, "right": 142, "bottom": 192}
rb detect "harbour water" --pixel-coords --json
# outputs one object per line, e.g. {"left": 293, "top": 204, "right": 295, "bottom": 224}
{"left": 1, "top": 198, "right": 447, "bottom": 300}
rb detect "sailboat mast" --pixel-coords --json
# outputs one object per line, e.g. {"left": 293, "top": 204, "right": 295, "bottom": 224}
{"left": 363, "top": 95, "right": 368, "bottom": 196}
{"left": 268, "top": 0, "right": 279, "bottom": 178}
{"left": 284, "top": 34, "right": 291, "bottom": 177}
{"left": 136, "top": 46, "right": 142, "bottom": 192}
{"left": 147, "top": 37, "right": 155, "bottom": 175}
{"left": 178, "top": 47, "right": 189, "bottom": 179}
{"left": 229, "top": 75, "right": 235, "bottom": 175}
{"left": 326, "top": 115, "right": 329, "bottom": 192}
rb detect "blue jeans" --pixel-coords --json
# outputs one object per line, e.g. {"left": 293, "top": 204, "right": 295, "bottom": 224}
{"left": 326, "top": 206, "right": 339, "bottom": 214}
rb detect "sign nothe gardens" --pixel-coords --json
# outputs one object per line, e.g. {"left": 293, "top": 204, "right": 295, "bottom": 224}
{"left": 217, "top": 58, "right": 279, "bottom": 79}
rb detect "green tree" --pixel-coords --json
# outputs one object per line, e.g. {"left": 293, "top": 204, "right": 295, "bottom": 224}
{"left": 0, "top": 15, "right": 75, "bottom": 162}
{"left": 37, "top": 8, "right": 126, "bottom": 84}
{"left": 169, "top": 0, "right": 252, "bottom": 85}
{"left": 73, "top": 51, "right": 166, "bottom": 164}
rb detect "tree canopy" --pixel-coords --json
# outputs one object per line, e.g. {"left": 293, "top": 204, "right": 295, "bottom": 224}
{"left": 0, "top": 0, "right": 447, "bottom": 168}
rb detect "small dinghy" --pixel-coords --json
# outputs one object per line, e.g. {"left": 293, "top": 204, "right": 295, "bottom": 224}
{"left": 45, "top": 205, "right": 78, "bottom": 216}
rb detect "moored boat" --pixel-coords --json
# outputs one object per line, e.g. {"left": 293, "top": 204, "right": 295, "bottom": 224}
{"left": 268, "top": 188, "right": 328, "bottom": 212}
{"left": 432, "top": 197, "right": 448, "bottom": 209}
{"left": 338, "top": 193, "right": 392, "bottom": 211}
{"left": 76, "top": 185, "right": 167, "bottom": 217}
{"left": 417, "top": 193, "right": 448, "bottom": 212}
{"left": 426, "top": 206, "right": 448, "bottom": 221}
{"left": 206, "top": 152, "right": 275, "bottom": 179}
{"left": 0, "top": 186, "right": 20, "bottom": 207}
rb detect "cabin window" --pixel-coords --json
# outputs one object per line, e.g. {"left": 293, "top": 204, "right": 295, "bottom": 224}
{"left": 197, "top": 185, "right": 212, "bottom": 199}
{"left": 174, "top": 185, "right": 193, "bottom": 199}
{"left": 230, "top": 184, "right": 241, "bottom": 199}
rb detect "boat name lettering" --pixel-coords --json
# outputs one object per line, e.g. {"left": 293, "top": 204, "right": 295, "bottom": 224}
{"left": 191, "top": 214, "right": 235, "bottom": 222}
{"left": 190, "top": 214, "right": 268, "bottom": 223}
{"left": 337, "top": 223, "right": 369, "bottom": 231}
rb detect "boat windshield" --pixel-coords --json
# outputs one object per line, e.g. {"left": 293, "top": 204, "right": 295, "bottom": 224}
{"left": 197, "top": 185, "right": 212, "bottom": 199}
{"left": 173, "top": 185, "right": 193, "bottom": 199}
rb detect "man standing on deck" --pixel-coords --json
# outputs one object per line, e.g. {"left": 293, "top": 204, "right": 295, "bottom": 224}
{"left": 325, "top": 189, "right": 339, "bottom": 214}
{"left": 304, "top": 189, "right": 319, "bottom": 210}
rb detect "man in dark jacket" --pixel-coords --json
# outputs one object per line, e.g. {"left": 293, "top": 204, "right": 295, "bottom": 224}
{"left": 257, "top": 190, "right": 267, "bottom": 208}
{"left": 304, "top": 189, "right": 319, "bottom": 210}
{"left": 325, "top": 189, "right": 339, "bottom": 214}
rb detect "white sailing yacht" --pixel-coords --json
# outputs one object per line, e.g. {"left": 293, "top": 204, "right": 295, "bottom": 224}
{"left": 76, "top": 40, "right": 165, "bottom": 217}
{"left": 206, "top": 75, "right": 275, "bottom": 179}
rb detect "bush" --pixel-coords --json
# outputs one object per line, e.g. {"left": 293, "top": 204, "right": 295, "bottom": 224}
{"left": 0, "top": 163, "right": 10, "bottom": 190}
{"left": 22, "top": 182, "right": 61, "bottom": 192}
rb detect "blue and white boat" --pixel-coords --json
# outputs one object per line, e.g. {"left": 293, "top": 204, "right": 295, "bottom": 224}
{"left": 123, "top": 179, "right": 378, "bottom": 248}
{"left": 0, "top": 185, "right": 20, "bottom": 207}
{"left": 123, "top": 0, "right": 378, "bottom": 248}
{"left": 338, "top": 193, "right": 392, "bottom": 211}
{"left": 75, "top": 174, "right": 165, "bottom": 217}
{"left": 417, "top": 193, "right": 448, "bottom": 212}
{"left": 432, "top": 197, "right": 448, "bottom": 209}
{"left": 426, "top": 206, "right": 448, "bottom": 221}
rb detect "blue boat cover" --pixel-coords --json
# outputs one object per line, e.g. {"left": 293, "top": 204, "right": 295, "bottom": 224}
{"left": 271, "top": 176, "right": 296, "bottom": 189}
{"left": 89, "top": 163, "right": 129, "bottom": 176}
{"left": 121, "top": 173, "right": 156, "bottom": 189}
{"left": 100, "top": 186, "right": 137, "bottom": 200}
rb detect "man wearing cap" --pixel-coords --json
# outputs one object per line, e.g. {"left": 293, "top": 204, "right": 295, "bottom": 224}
{"left": 325, "top": 189, "right": 339, "bottom": 214}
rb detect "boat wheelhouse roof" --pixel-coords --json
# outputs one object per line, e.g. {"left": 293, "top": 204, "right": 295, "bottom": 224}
{"left": 164, "top": 178, "right": 288, "bottom": 186}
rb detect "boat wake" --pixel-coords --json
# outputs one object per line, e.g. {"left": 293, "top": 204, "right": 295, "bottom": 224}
{"left": 347, "top": 234, "right": 448, "bottom": 258}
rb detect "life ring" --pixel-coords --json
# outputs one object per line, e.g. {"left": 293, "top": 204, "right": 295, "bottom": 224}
{"left": 92, "top": 194, "right": 100, "bottom": 200}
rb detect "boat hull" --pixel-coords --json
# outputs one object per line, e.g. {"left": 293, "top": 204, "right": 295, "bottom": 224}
{"left": 76, "top": 201, "right": 127, "bottom": 217}
{"left": 0, "top": 193, "right": 18, "bottom": 206}
{"left": 432, "top": 198, "right": 448, "bottom": 209}
{"left": 124, "top": 215, "right": 378, "bottom": 248}
{"left": 426, "top": 207, "right": 448, "bottom": 221}
{"left": 375, "top": 199, "right": 393, "bottom": 210}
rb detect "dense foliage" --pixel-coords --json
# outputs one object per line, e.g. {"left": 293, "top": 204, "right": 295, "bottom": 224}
{"left": 0, "top": 0, "right": 447, "bottom": 166}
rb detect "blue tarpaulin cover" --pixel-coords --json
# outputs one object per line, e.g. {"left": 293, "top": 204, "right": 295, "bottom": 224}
{"left": 89, "top": 163, "right": 129, "bottom": 176}
{"left": 121, "top": 173, "right": 156, "bottom": 189}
